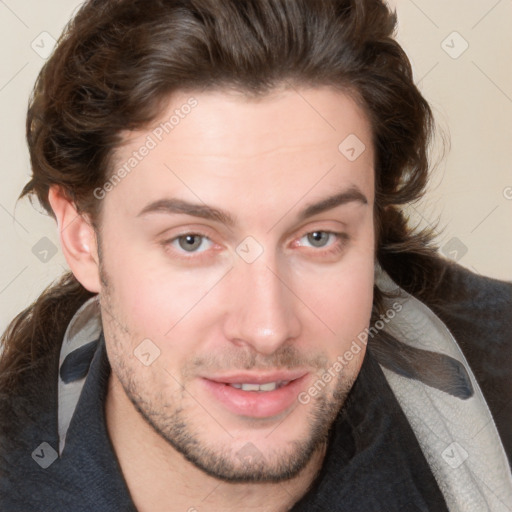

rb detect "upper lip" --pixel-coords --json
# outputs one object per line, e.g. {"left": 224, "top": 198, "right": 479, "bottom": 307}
{"left": 204, "top": 370, "right": 309, "bottom": 385}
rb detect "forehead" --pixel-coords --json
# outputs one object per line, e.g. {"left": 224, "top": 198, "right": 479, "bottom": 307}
{"left": 106, "top": 86, "right": 374, "bottom": 219}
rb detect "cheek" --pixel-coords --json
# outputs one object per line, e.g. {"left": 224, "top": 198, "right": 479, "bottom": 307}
{"left": 293, "top": 241, "right": 375, "bottom": 354}
{"left": 314, "top": 271, "right": 373, "bottom": 339}
{"left": 102, "top": 242, "right": 228, "bottom": 342}
{"left": 316, "top": 271, "right": 373, "bottom": 380}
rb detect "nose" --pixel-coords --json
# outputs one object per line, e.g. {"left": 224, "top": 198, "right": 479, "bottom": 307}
{"left": 222, "top": 256, "right": 302, "bottom": 355}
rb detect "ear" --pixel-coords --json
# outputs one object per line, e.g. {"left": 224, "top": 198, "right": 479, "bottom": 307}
{"left": 48, "top": 186, "right": 101, "bottom": 293}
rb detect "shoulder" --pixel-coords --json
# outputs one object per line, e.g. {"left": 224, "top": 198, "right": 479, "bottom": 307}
{"left": 0, "top": 334, "right": 60, "bottom": 506}
{"left": 421, "top": 259, "right": 512, "bottom": 463}
{"left": 426, "top": 259, "right": 512, "bottom": 365}
{"left": 430, "top": 258, "right": 512, "bottom": 315}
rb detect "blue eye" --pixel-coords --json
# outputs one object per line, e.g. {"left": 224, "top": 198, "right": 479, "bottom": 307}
{"left": 171, "top": 234, "right": 213, "bottom": 253}
{"left": 300, "top": 231, "right": 338, "bottom": 248}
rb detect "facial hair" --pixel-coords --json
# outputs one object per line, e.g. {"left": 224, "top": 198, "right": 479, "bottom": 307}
{"left": 99, "top": 255, "right": 357, "bottom": 484}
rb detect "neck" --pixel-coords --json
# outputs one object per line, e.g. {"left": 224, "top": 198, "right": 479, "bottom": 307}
{"left": 105, "top": 372, "right": 326, "bottom": 512}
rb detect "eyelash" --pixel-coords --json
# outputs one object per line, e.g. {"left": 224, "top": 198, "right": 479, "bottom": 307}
{"left": 161, "top": 230, "right": 349, "bottom": 262}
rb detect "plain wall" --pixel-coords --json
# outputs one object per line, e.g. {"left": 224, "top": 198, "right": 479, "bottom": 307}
{"left": 1, "top": 0, "right": 511, "bottom": 335}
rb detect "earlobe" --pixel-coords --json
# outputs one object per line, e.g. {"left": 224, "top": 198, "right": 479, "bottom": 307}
{"left": 48, "top": 186, "right": 101, "bottom": 293}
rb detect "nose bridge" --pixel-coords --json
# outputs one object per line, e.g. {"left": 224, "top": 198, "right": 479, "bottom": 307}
{"left": 226, "top": 252, "right": 301, "bottom": 354}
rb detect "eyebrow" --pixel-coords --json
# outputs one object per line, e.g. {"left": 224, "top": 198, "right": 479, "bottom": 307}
{"left": 298, "top": 186, "right": 368, "bottom": 221}
{"left": 136, "top": 186, "right": 368, "bottom": 226}
{"left": 137, "top": 197, "right": 237, "bottom": 226}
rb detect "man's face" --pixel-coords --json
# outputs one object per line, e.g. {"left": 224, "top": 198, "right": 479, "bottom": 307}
{"left": 98, "top": 86, "right": 375, "bottom": 482}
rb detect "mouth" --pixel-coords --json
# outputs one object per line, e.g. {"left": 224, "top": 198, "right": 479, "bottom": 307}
{"left": 200, "top": 371, "right": 310, "bottom": 419}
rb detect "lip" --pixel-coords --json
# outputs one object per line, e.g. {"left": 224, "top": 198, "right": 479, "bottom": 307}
{"left": 200, "top": 371, "right": 310, "bottom": 419}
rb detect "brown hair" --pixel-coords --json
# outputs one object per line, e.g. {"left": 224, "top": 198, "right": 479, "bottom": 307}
{"left": 1, "top": 0, "right": 446, "bottom": 391}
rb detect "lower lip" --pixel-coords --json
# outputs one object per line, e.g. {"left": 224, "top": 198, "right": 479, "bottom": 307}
{"left": 201, "top": 375, "right": 309, "bottom": 419}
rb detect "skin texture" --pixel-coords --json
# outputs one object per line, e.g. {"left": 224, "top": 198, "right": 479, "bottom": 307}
{"left": 49, "top": 86, "right": 376, "bottom": 511}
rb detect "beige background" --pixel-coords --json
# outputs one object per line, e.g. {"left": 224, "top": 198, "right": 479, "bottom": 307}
{"left": 1, "top": 0, "right": 511, "bottom": 335}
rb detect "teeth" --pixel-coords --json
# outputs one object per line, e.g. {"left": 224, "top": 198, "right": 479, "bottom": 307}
{"left": 258, "top": 382, "right": 277, "bottom": 392}
{"left": 242, "top": 383, "right": 263, "bottom": 392}
{"left": 228, "top": 381, "right": 289, "bottom": 392}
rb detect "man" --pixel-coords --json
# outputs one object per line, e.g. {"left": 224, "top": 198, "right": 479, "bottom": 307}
{"left": 0, "top": 0, "right": 511, "bottom": 510}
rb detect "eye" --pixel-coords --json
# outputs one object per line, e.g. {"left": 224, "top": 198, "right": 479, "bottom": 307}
{"left": 299, "top": 231, "right": 339, "bottom": 249}
{"left": 170, "top": 234, "right": 213, "bottom": 253}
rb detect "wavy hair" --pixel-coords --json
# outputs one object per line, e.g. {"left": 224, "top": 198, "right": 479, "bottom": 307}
{"left": 1, "top": 0, "right": 446, "bottom": 391}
